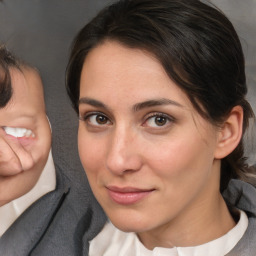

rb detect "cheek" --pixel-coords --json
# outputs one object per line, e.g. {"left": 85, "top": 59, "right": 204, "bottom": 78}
{"left": 78, "top": 127, "right": 103, "bottom": 177}
{"left": 144, "top": 134, "right": 215, "bottom": 182}
{"left": 26, "top": 117, "right": 52, "bottom": 170}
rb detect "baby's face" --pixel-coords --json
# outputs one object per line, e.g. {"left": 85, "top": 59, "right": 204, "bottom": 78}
{"left": 0, "top": 67, "right": 51, "bottom": 205}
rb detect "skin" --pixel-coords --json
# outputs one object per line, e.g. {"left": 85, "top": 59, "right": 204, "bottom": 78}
{"left": 78, "top": 40, "right": 241, "bottom": 249}
{"left": 0, "top": 66, "right": 51, "bottom": 206}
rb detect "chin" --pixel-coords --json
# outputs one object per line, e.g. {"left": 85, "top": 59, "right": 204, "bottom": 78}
{"left": 108, "top": 210, "right": 151, "bottom": 233}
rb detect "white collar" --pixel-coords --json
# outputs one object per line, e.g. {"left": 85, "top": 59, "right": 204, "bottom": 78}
{"left": 89, "top": 210, "right": 248, "bottom": 256}
{"left": 137, "top": 210, "right": 248, "bottom": 256}
{"left": 0, "top": 150, "right": 56, "bottom": 237}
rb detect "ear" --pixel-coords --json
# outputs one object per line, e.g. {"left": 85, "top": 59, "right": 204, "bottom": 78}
{"left": 214, "top": 106, "right": 243, "bottom": 159}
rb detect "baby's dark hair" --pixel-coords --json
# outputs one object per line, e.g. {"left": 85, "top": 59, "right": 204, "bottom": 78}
{"left": 0, "top": 45, "right": 39, "bottom": 108}
{"left": 0, "top": 45, "right": 20, "bottom": 108}
{"left": 66, "top": 0, "right": 255, "bottom": 191}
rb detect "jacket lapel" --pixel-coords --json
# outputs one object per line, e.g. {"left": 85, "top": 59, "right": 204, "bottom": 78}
{"left": 0, "top": 167, "right": 69, "bottom": 256}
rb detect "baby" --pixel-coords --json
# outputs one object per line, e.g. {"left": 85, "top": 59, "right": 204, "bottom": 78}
{"left": 0, "top": 46, "right": 55, "bottom": 236}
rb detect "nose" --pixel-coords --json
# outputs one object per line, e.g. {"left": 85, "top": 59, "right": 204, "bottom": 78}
{"left": 106, "top": 127, "right": 143, "bottom": 175}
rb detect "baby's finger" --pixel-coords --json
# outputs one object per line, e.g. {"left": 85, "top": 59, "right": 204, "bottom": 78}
{"left": 5, "top": 135, "right": 35, "bottom": 171}
{"left": 0, "top": 135, "right": 23, "bottom": 176}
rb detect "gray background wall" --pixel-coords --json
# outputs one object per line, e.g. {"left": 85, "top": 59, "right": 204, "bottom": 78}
{"left": 0, "top": 0, "right": 255, "bottom": 191}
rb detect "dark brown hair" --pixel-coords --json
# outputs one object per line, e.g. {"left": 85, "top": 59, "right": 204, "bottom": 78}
{"left": 0, "top": 45, "right": 19, "bottom": 108}
{"left": 66, "top": 0, "right": 255, "bottom": 191}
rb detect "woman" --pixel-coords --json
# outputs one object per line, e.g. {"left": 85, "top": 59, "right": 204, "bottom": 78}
{"left": 66, "top": 0, "right": 256, "bottom": 255}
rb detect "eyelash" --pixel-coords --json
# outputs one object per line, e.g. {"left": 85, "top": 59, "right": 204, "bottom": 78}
{"left": 79, "top": 112, "right": 111, "bottom": 126}
{"left": 143, "top": 112, "right": 175, "bottom": 128}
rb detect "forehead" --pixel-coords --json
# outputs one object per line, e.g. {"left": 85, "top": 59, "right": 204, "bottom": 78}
{"left": 10, "top": 68, "right": 30, "bottom": 100}
{"left": 12, "top": 67, "right": 42, "bottom": 97}
{"left": 83, "top": 41, "right": 164, "bottom": 79}
{"left": 4, "top": 67, "right": 45, "bottom": 113}
{"left": 80, "top": 41, "right": 191, "bottom": 108}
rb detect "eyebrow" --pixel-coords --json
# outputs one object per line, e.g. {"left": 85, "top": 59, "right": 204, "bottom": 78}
{"left": 79, "top": 98, "right": 108, "bottom": 109}
{"left": 78, "top": 97, "right": 183, "bottom": 112}
{"left": 133, "top": 98, "right": 183, "bottom": 112}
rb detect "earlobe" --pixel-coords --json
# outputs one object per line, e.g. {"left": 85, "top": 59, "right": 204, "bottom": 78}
{"left": 214, "top": 106, "right": 243, "bottom": 159}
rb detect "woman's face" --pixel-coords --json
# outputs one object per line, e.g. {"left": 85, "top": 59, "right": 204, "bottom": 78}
{"left": 78, "top": 41, "right": 222, "bottom": 236}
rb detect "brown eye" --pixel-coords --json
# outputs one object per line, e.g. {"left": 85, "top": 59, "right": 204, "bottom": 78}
{"left": 155, "top": 116, "right": 167, "bottom": 126}
{"left": 96, "top": 115, "right": 108, "bottom": 124}
{"left": 79, "top": 113, "right": 111, "bottom": 126}
{"left": 143, "top": 113, "right": 174, "bottom": 129}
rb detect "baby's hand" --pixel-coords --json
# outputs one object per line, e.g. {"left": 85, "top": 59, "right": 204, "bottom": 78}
{"left": 0, "top": 128, "right": 34, "bottom": 176}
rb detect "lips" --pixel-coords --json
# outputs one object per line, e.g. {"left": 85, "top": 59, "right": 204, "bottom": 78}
{"left": 106, "top": 186, "right": 155, "bottom": 205}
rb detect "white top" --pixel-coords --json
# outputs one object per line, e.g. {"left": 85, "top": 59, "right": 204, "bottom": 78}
{"left": 0, "top": 150, "right": 56, "bottom": 237}
{"left": 89, "top": 210, "right": 248, "bottom": 256}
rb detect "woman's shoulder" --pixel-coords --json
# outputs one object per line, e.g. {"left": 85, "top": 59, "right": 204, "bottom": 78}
{"left": 223, "top": 179, "right": 256, "bottom": 214}
{"left": 223, "top": 179, "right": 256, "bottom": 255}
{"left": 227, "top": 216, "right": 256, "bottom": 255}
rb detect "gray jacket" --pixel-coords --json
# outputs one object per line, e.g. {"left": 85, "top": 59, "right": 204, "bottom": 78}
{"left": 0, "top": 164, "right": 106, "bottom": 256}
{"left": 224, "top": 179, "right": 256, "bottom": 255}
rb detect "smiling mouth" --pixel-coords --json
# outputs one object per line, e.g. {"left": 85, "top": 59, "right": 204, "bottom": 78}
{"left": 3, "top": 126, "right": 35, "bottom": 138}
{"left": 106, "top": 186, "right": 155, "bottom": 205}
